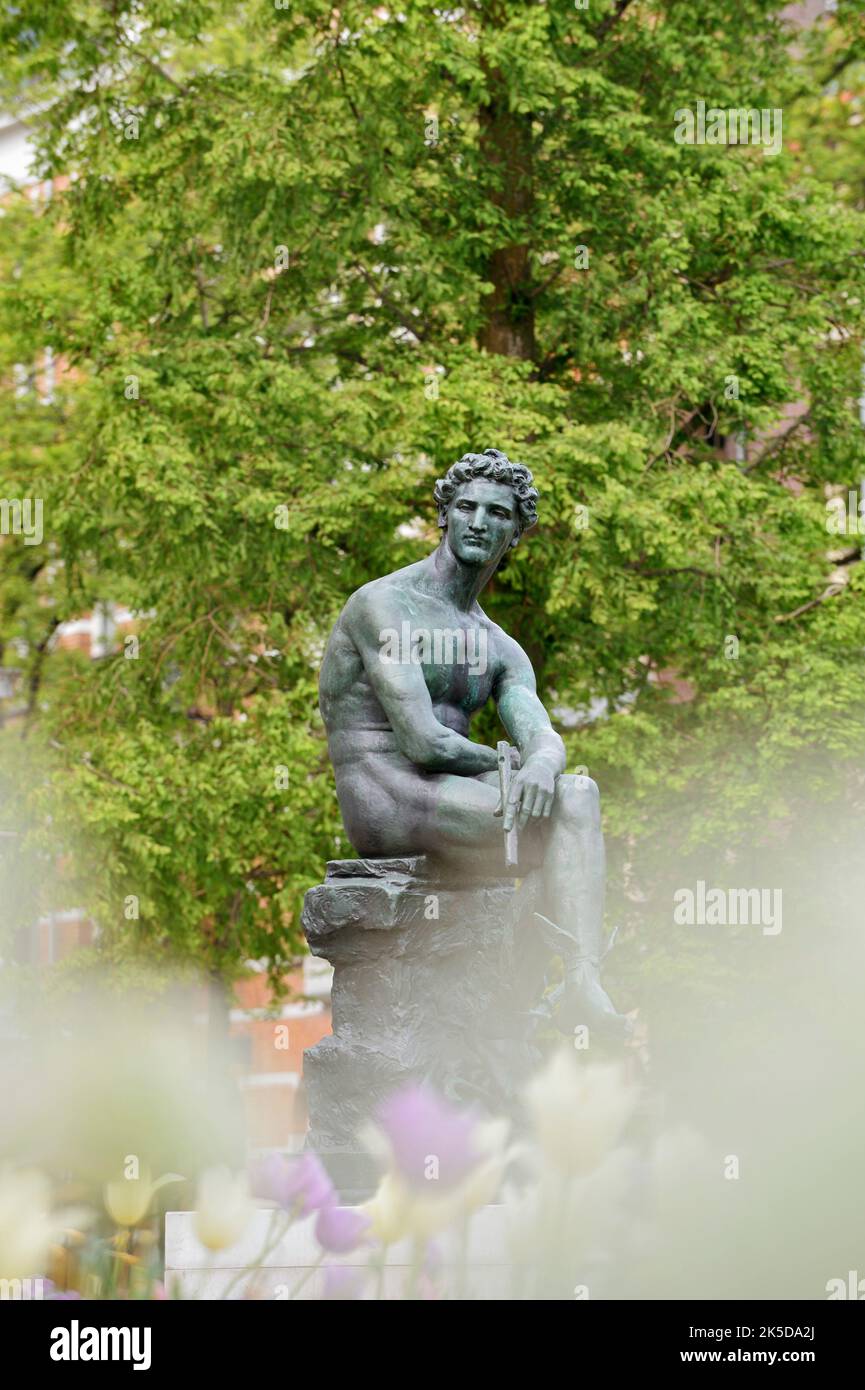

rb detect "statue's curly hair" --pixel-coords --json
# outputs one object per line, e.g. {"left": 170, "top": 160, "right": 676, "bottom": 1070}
{"left": 433, "top": 448, "right": 539, "bottom": 537}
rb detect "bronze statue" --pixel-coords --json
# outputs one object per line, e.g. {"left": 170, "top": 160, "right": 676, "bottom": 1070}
{"left": 318, "top": 448, "right": 628, "bottom": 1042}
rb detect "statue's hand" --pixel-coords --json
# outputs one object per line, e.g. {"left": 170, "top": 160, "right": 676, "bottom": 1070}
{"left": 499, "top": 756, "right": 557, "bottom": 833}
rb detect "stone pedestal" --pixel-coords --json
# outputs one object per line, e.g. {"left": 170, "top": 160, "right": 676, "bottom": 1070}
{"left": 301, "top": 857, "right": 544, "bottom": 1199}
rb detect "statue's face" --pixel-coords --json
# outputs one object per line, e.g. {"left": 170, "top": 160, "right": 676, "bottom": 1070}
{"left": 445, "top": 478, "right": 519, "bottom": 567}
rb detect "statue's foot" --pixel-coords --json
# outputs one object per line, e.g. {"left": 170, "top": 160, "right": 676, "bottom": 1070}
{"left": 555, "top": 963, "right": 632, "bottom": 1045}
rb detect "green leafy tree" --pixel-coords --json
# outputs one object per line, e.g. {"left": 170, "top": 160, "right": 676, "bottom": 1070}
{"left": 1, "top": 1, "right": 864, "bottom": 1022}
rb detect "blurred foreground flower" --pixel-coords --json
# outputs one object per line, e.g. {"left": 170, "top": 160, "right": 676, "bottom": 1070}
{"left": 360, "top": 1171, "right": 413, "bottom": 1245}
{"left": 194, "top": 1168, "right": 252, "bottom": 1251}
{"left": 0, "top": 987, "right": 241, "bottom": 1206}
{"left": 360, "top": 1084, "right": 510, "bottom": 1243}
{"left": 525, "top": 1051, "right": 634, "bottom": 1175}
{"left": 104, "top": 1169, "right": 184, "bottom": 1228}
{"left": 315, "top": 1204, "right": 370, "bottom": 1253}
{"left": 375, "top": 1084, "right": 481, "bottom": 1190}
{"left": 251, "top": 1152, "right": 335, "bottom": 1216}
{"left": 0, "top": 1170, "right": 57, "bottom": 1279}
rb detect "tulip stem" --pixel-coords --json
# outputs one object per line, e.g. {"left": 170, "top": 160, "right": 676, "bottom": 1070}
{"left": 287, "top": 1250, "right": 325, "bottom": 1298}
{"left": 455, "top": 1214, "right": 470, "bottom": 1301}
{"left": 405, "top": 1237, "right": 426, "bottom": 1301}
{"left": 220, "top": 1208, "right": 294, "bottom": 1300}
{"left": 371, "top": 1247, "right": 387, "bottom": 1300}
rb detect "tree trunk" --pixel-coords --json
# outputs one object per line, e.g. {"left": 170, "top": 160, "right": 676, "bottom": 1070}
{"left": 477, "top": 49, "right": 535, "bottom": 361}
{"left": 206, "top": 968, "right": 231, "bottom": 1081}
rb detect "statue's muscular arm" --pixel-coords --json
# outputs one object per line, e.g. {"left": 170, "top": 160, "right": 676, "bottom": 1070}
{"left": 344, "top": 587, "right": 499, "bottom": 776}
{"left": 493, "top": 630, "right": 567, "bottom": 832}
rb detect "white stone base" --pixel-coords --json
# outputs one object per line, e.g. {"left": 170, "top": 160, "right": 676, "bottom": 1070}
{"left": 165, "top": 1205, "right": 511, "bottom": 1300}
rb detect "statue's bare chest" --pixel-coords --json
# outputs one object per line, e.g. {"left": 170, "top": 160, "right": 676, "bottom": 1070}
{"left": 377, "top": 605, "right": 496, "bottom": 713}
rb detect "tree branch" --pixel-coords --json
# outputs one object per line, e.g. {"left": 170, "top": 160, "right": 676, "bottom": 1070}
{"left": 21, "top": 617, "right": 60, "bottom": 738}
{"left": 595, "top": 0, "right": 635, "bottom": 41}
{"left": 742, "top": 412, "right": 812, "bottom": 474}
{"left": 774, "top": 582, "right": 846, "bottom": 624}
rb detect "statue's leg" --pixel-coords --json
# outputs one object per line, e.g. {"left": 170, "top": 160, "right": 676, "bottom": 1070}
{"left": 422, "top": 771, "right": 628, "bottom": 1041}
{"left": 534, "top": 775, "right": 630, "bottom": 1043}
{"left": 539, "top": 774, "right": 605, "bottom": 959}
{"left": 335, "top": 759, "right": 504, "bottom": 861}
{"left": 341, "top": 763, "right": 628, "bottom": 1041}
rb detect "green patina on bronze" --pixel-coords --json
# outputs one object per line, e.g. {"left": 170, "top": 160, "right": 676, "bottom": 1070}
{"left": 319, "top": 447, "right": 628, "bottom": 1040}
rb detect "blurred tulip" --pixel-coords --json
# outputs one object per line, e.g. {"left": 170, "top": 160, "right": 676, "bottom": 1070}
{"left": 451, "top": 1118, "right": 510, "bottom": 1215}
{"left": 103, "top": 1169, "right": 183, "bottom": 1228}
{"left": 193, "top": 1168, "right": 252, "bottom": 1251}
{"left": 104, "top": 1177, "right": 149, "bottom": 1228}
{"left": 524, "top": 1050, "right": 634, "bottom": 1176}
{"left": 0, "top": 1170, "right": 55, "bottom": 1280}
{"left": 361, "top": 1170, "right": 469, "bottom": 1245}
{"left": 251, "top": 1152, "right": 335, "bottom": 1216}
{"left": 360, "top": 1170, "right": 412, "bottom": 1245}
{"left": 361, "top": 1087, "right": 512, "bottom": 1245}
{"left": 314, "top": 1204, "right": 370, "bottom": 1253}
{"left": 374, "top": 1084, "right": 481, "bottom": 1191}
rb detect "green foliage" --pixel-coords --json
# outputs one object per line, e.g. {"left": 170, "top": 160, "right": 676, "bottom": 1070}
{"left": 1, "top": 1, "right": 864, "bottom": 1002}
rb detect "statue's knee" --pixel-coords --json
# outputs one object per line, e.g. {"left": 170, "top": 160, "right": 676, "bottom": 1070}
{"left": 557, "top": 774, "right": 601, "bottom": 829}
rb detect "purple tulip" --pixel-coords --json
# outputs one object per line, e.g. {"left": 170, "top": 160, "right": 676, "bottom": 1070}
{"left": 250, "top": 1152, "right": 335, "bottom": 1216}
{"left": 375, "top": 1083, "right": 481, "bottom": 1192}
{"left": 314, "top": 1203, "right": 370, "bottom": 1254}
{"left": 322, "top": 1265, "right": 366, "bottom": 1300}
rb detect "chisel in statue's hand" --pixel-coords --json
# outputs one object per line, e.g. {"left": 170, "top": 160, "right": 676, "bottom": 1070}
{"left": 495, "top": 740, "right": 519, "bottom": 870}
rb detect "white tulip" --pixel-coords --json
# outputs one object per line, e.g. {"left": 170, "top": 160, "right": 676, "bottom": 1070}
{"left": 104, "top": 1169, "right": 184, "bottom": 1228}
{"left": 525, "top": 1049, "right": 634, "bottom": 1175}
{"left": 193, "top": 1168, "right": 252, "bottom": 1252}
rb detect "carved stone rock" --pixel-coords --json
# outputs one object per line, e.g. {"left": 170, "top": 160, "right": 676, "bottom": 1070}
{"left": 301, "top": 857, "right": 545, "bottom": 1198}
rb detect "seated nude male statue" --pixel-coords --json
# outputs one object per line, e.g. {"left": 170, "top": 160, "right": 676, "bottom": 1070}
{"left": 319, "top": 448, "right": 629, "bottom": 1042}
